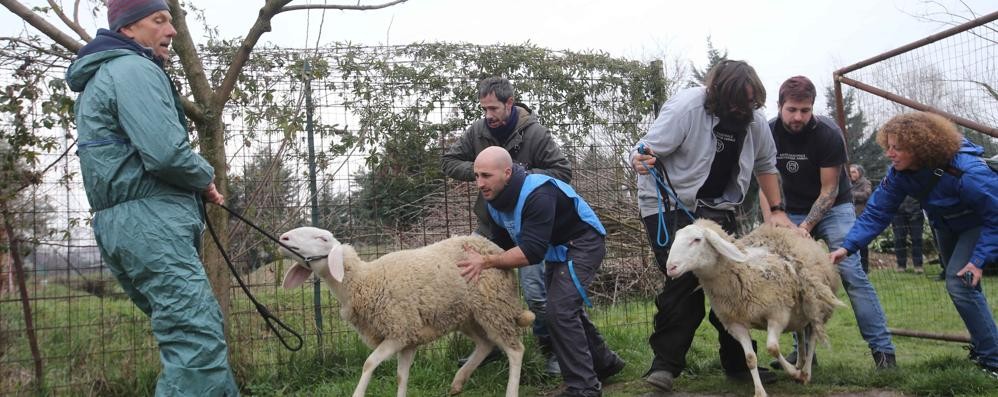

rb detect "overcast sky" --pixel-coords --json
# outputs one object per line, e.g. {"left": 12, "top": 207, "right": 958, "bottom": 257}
{"left": 3, "top": 0, "right": 995, "bottom": 117}
{"left": 196, "top": 0, "right": 994, "bottom": 118}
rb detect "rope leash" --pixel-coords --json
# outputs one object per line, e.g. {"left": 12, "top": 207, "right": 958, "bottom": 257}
{"left": 203, "top": 202, "right": 306, "bottom": 352}
{"left": 637, "top": 144, "right": 695, "bottom": 247}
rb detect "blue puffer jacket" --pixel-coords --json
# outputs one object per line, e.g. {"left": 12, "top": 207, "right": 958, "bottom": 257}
{"left": 842, "top": 139, "right": 997, "bottom": 268}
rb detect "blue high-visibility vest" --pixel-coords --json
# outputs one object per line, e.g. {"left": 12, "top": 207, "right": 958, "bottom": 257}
{"left": 487, "top": 174, "right": 606, "bottom": 263}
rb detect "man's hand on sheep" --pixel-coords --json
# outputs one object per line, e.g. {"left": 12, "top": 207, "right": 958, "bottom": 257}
{"left": 457, "top": 243, "right": 489, "bottom": 283}
{"left": 766, "top": 210, "right": 796, "bottom": 230}
{"left": 203, "top": 182, "right": 224, "bottom": 205}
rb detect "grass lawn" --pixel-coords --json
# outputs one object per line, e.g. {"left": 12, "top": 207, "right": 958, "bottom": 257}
{"left": 4, "top": 264, "right": 998, "bottom": 396}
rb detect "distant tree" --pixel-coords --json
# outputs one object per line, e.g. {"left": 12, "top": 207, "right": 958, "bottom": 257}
{"left": 688, "top": 36, "right": 728, "bottom": 87}
{"left": 226, "top": 146, "right": 298, "bottom": 272}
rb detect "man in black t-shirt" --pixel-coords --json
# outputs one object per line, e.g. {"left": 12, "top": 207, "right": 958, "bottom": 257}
{"left": 763, "top": 76, "right": 897, "bottom": 370}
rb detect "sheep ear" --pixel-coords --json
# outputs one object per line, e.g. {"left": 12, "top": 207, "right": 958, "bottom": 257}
{"left": 703, "top": 228, "right": 748, "bottom": 263}
{"left": 281, "top": 263, "right": 312, "bottom": 289}
{"left": 328, "top": 243, "right": 344, "bottom": 282}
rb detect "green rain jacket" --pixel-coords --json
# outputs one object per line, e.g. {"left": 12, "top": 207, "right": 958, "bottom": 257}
{"left": 67, "top": 32, "right": 238, "bottom": 396}
{"left": 67, "top": 48, "right": 213, "bottom": 228}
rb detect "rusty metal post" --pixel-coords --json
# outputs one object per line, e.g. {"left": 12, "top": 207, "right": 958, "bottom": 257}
{"left": 838, "top": 75, "right": 998, "bottom": 138}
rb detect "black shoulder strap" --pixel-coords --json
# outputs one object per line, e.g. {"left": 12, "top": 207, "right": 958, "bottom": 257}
{"left": 916, "top": 165, "right": 962, "bottom": 202}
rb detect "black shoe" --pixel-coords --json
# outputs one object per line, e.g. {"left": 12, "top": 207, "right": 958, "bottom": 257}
{"left": 769, "top": 350, "right": 818, "bottom": 370}
{"left": 726, "top": 367, "right": 777, "bottom": 384}
{"left": 596, "top": 354, "right": 626, "bottom": 381}
{"left": 979, "top": 363, "right": 998, "bottom": 379}
{"left": 873, "top": 351, "right": 897, "bottom": 370}
{"left": 965, "top": 345, "right": 982, "bottom": 364}
{"left": 457, "top": 347, "right": 503, "bottom": 367}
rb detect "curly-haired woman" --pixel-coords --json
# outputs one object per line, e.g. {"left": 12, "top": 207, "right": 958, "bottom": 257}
{"left": 831, "top": 111, "right": 998, "bottom": 377}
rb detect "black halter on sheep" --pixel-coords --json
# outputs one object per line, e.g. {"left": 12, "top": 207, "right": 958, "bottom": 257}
{"left": 278, "top": 226, "right": 534, "bottom": 397}
{"left": 666, "top": 219, "right": 843, "bottom": 397}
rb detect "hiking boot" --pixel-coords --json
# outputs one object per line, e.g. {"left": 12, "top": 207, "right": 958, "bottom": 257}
{"left": 645, "top": 370, "right": 674, "bottom": 392}
{"left": 596, "top": 354, "right": 626, "bottom": 381}
{"left": 457, "top": 347, "right": 503, "bottom": 367}
{"left": 914, "top": 266, "right": 925, "bottom": 274}
{"left": 873, "top": 351, "right": 897, "bottom": 369}
{"left": 770, "top": 350, "right": 818, "bottom": 370}
{"left": 727, "top": 367, "right": 777, "bottom": 384}
{"left": 545, "top": 354, "right": 562, "bottom": 376}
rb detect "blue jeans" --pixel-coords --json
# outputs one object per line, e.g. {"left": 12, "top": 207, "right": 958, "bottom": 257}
{"left": 937, "top": 226, "right": 998, "bottom": 367}
{"left": 789, "top": 203, "right": 895, "bottom": 354}
{"left": 519, "top": 262, "right": 552, "bottom": 344}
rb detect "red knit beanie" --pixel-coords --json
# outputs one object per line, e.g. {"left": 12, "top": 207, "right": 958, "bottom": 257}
{"left": 107, "top": 0, "right": 169, "bottom": 32}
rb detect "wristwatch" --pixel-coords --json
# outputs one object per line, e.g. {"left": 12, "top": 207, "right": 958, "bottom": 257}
{"left": 769, "top": 203, "right": 786, "bottom": 213}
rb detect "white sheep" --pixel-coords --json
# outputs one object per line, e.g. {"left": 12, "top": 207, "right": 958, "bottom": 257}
{"left": 664, "top": 219, "right": 842, "bottom": 397}
{"left": 278, "top": 226, "right": 534, "bottom": 397}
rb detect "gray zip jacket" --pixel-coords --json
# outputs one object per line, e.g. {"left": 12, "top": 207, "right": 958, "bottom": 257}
{"left": 628, "top": 87, "right": 778, "bottom": 217}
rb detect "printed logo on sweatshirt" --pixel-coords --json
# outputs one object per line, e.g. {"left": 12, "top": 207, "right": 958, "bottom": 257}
{"left": 777, "top": 153, "right": 808, "bottom": 174}
{"left": 713, "top": 130, "right": 736, "bottom": 153}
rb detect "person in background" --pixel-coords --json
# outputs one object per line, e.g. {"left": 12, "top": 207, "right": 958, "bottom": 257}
{"left": 892, "top": 195, "right": 926, "bottom": 273}
{"left": 832, "top": 111, "right": 998, "bottom": 378}
{"left": 850, "top": 164, "right": 873, "bottom": 272}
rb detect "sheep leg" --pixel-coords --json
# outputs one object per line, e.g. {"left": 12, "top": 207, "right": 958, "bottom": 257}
{"left": 496, "top": 340, "right": 525, "bottom": 397}
{"left": 765, "top": 319, "right": 801, "bottom": 380}
{"left": 354, "top": 339, "right": 405, "bottom": 397}
{"left": 396, "top": 346, "right": 417, "bottom": 397}
{"left": 450, "top": 327, "right": 494, "bottom": 395}
{"left": 727, "top": 323, "right": 768, "bottom": 397}
{"left": 798, "top": 325, "right": 816, "bottom": 384}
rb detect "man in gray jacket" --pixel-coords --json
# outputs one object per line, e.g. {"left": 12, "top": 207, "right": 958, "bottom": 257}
{"left": 628, "top": 60, "right": 794, "bottom": 392}
{"left": 442, "top": 77, "right": 572, "bottom": 374}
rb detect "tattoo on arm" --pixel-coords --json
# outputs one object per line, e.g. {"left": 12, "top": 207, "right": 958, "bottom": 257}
{"left": 803, "top": 192, "right": 836, "bottom": 229}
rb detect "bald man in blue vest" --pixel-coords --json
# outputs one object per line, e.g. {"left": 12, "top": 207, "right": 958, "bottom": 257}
{"left": 457, "top": 146, "right": 624, "bottom": 397}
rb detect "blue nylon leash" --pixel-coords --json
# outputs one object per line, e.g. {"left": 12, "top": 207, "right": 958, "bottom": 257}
{"left": 637, "top": 144, "right": 695, "bottom": 247}
{"left": 566, "top": 260, "right": 593, "bottom": 308}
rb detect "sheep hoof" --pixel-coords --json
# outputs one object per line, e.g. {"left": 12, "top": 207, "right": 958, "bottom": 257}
{"left": 449, "top": 386, "right": 463, "bottom": 395}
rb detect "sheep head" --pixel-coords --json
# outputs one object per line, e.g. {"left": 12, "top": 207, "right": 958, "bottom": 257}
{"left": 665, "top": 220, "right": 747, "bottom": 278}
{"left": 278, "top": 226, "right": 345, "bottom": 287}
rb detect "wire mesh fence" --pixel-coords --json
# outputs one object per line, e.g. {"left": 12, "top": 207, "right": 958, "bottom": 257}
{"left": 834, "top": 12, "right": 998, "bottom": 342}
{"left": 0, "top": 43, "right": 667, "bottom": 394}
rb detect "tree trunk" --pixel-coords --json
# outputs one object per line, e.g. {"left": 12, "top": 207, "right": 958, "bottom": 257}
{"left": 1, "top": 201, "right": 44, "bottom": 388}
{"left": 192, "top": 116, "right": 231, "bottom": 330}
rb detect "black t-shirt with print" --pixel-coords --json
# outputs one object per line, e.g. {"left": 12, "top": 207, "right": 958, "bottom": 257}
{"left": 697, "top": 116, "right": 746, "bottom": 200}
{"left": 770, "top": 115, "right": 853, "bottom": 214}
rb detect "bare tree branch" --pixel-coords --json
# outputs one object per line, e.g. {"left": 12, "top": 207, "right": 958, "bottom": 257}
{"left": 0, "top": 36, "right": 75, "bottom": 60}
{"left": 165, "top": 0, "right": 211, "bottom": 123}
{"left": 73, "top": 0, "right": 82, "bottom": 26}
{"left": 0, "top": 0, "right": 83, "bottom": 53}
{"left": 46, "top": 0, "right": 92, "bottom": 42}
{"left": 278, "top": 0, "right": 407, "bottom": 14}
{"left": 213, "top": 0, "right": 293, "bottom": 114}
